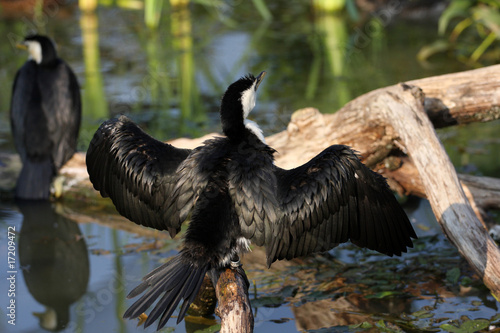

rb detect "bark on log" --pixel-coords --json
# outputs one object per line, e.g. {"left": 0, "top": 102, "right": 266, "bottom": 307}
{"left": 407, "top": 66, "right": 500, "bottom": 128}
{"left": 374, "top": 83, "right": 500, "bottom": 297}
{"left": 459, "top": 174, "right": 500, "bottom": 210}
{"left": 215, "top": 268, "right": 254, "bottom": 333}
{"left": 383, "top": 156, "right": 500, "bottom": 226}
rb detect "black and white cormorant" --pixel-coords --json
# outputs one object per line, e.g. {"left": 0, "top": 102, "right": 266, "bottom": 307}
{"left": 86, "top": 71, "right": 417, "bottom": 330}
{"left": 10, "top": 34, "right": 81, "bottom": 200}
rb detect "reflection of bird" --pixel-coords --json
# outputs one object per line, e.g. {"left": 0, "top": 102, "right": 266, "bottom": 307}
{"left": 18, "top": 201, "right": 89, "bottom": 331}
{"left": 10, "top": 34, "right": 81, "bottom": 200}
{"left": 86, "top": 72, "right": 417, "bottom": 330}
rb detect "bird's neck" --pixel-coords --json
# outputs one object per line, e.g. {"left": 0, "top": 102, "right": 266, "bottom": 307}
{"left": 244, "top": 119, "right": 265, "bottom": 143}
{"left": 39, "top": 48, "right": 59, "bottom": 67}
{"left": 222, "top": 116, "right": 265, "bottom": 144}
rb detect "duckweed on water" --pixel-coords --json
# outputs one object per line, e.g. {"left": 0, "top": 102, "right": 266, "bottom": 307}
{"left": 247, "top": 234, "right": 499, "bottom": 332}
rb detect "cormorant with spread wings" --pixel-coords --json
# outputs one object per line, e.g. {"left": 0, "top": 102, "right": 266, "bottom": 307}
{"left": 86, "top": 71, "right": 416, "bottom": 330}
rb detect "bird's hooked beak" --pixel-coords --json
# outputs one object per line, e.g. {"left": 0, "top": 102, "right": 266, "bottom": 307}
{"left": 255, "top": 71, "right": 266, "bottom": 91}
{"left": 16, "top": 41, "right": 28, "bottom": 51}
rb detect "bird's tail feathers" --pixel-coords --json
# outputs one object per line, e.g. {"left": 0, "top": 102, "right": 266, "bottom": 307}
{"left": 15, "top": 158, "right": 54, "bottom": 200}
{"left": 123, "top": 254, "right": 209, "bottom": 330}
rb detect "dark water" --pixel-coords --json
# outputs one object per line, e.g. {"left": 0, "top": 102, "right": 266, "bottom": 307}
{"left": 2, "top": 199, "right": 499, "bottom": 332}
{"left": 0, "top": 1, "right": 499, "bottom": 332}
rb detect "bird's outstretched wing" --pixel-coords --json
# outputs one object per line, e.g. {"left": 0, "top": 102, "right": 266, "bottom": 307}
{"left": 86, "top": 116, "right": 191, "bottom": 237}
{"left": 266, "top": 145, "right": 417, "bottom": 267}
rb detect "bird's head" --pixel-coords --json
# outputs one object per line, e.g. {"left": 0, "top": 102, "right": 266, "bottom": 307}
{"left": 220, "top": 71, "right": 266, "bottom": 142}
{"left": 17, "top": 35, "right": 58, "bottom": 66}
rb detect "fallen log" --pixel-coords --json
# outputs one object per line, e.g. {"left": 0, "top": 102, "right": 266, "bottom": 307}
{"left": 373, "top": 83, "right": 500, "bottom": 297}
{"left": 408, "top": 67, "right": 500, "bottom": 128}
{"left": 266, "top": 64, "right": 500, "bottom": 298}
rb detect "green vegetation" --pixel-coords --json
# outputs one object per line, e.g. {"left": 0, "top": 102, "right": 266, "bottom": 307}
{"left": 419, "top": 0, "right": 500, "bottom": 66}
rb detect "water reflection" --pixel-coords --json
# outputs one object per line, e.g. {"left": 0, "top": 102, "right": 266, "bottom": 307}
{"left": 18, "top": 201, "right": 89, "bottom": 331}
{"left": 309, "top": 9, "right": 351, "bottom": 109}
{"left": 292, "top": 294, "right": 412, "bottom": 330}
{"left": 80, "top": 11, "right": 108, "bottom": 119}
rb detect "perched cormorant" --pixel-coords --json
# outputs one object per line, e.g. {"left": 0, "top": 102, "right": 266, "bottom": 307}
{"left": 86, "top": 72, "right": 417, "bottom": 330}
{"left": 10, "top": 34, "right": 81, "bottom": 200}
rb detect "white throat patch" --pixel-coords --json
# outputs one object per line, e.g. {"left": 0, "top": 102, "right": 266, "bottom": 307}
{"left": 245, "top": 119, "right": 265, "bottom": 143}
{"left": 25, "top": 41, "right": 42, "bottom": 64}
{"left": 240, "top": 81, "right": 265, "bottom": 143}
{"left": 240, "top": 82, "right": 257, "bottom": 119}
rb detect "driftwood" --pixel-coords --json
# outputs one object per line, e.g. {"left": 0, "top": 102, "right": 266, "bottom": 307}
{"left": 265, "top": 64, "right": 500, "bottom": 298}
{"left": 370, "top": 83, "right": 500, "bottom": 297}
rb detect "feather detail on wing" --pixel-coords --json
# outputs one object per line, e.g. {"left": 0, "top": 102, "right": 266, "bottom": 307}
{"left": 266, "top": 145, "right": 417, "bottom": 267}
{"left": 86, "top": 115, "right": 191, "bottom": 237}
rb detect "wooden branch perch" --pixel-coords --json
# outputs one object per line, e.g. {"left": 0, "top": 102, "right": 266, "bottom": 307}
{"left": 215, "top": 268, "right": 253, "bottom": 333}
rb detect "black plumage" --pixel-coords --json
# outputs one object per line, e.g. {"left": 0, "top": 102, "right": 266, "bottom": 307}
{"left": 86, "top": 71, "right": 417, "bottom": 330}
{"left": 10, "top": 34, "right": 81, "bottom": 200}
